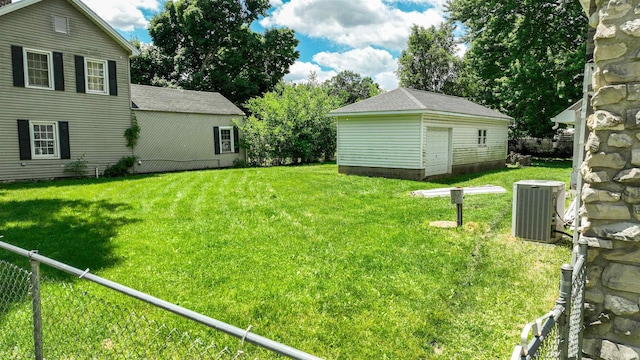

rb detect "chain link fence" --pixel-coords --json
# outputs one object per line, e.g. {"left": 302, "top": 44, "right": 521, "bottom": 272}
{"left": 511, "top": 240, "right": 587, "bottom": 360}
{"left": 0, "top": 240, "right": 322, "bottom": 360}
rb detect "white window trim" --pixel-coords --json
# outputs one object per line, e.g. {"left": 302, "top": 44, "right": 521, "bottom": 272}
{"left": 478, "top": 129, "right": 487, "bottom": 147}
{"left": 30, "top": 121, "right": 60, "bottom": 159}
{"left": 219, "top": 126, "right": 234, "bottom": 154}
{"left": 84, "top": 58, "right": 109, "bottom": 95}
{"left": 23, "top": 48, "right": 54, "bottom": 90}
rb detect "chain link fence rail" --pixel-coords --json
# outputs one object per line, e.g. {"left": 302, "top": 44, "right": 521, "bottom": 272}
{"left": 0, "top": 238, "right": 323, "bottom": 360}
{"left": 511, "top": 239, "right": 588, "bottom": 360}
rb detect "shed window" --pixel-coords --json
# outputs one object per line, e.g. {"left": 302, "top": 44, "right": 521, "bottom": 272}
{"left": 478, "top": 129, "right": 487, "bottom": 147}
{"left": 24, "top": 49, "right": 53, "bottom": 89}
{"left": 213, "top": 126, "right": 240, "bottom": 154}
{"left": 219, "top": 127, "right": 233, "bottom": 153}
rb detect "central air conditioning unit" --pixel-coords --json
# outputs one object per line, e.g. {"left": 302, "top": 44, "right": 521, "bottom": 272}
{"left": 512, "top": 180, "right": 566, "bottom": 243}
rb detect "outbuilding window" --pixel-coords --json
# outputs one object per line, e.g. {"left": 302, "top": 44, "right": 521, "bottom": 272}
{"left": 478, "top": 129, "right": 487, "bottom": 147}
{"left": 213, "top": 126, "right": 240, "bottom": 154}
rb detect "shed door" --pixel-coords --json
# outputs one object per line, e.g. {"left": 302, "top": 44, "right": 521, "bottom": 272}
{"left": 425, "top": 127, "right": 451, "bottom": 176}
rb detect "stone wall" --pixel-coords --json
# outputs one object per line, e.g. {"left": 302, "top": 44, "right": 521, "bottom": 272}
{"left": 581, "top": 1, "right": 640, "bottom": 358}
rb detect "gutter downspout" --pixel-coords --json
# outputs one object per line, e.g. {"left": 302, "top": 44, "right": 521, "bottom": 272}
{"left": 572, "top": 11, "right": 596, "bottom": 249}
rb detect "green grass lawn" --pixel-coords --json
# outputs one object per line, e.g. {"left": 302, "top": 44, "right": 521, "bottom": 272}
{"left": 0, "top": 161, "right": 572, "bottom": 359}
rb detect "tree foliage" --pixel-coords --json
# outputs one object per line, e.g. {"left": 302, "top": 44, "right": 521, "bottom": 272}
{"left": 396, "top": 23, "right": 462, "bottom": 95}
{"left": 130, "top": 41, "right": 175, "bottom": 87}
{"left": 239, "top": 81, "right": 341, "bottom": 166}
{"left": 132, "top": 0, "right": 300, "bottom": 105}
{"left": 323, "top": 70, "right": 382, "bottom": 106}
{"left": 449, "top": 0, "right": 587, "bottom": 138}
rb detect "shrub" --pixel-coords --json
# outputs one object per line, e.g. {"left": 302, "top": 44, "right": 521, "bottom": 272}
{"left": 240, "top": 82, "right": 341, "bottom": 166}
{"left": 124, "top": 114, "right": 141, "bottom": 148}
{"left": 103, "top": 156, "right": 137, "bottom": 177}
{"left": 65, "top": 154, "right": 88, "bottom": 176}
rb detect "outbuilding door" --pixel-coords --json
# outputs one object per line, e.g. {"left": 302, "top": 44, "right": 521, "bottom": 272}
{"left": 425, "top": 127, "right": 451, "bottom": 176}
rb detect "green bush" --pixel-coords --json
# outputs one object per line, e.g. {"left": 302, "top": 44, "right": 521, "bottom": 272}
{"left": 65, "top": 154, "right": 88, "bottom": 176}
{"left": 240, "top": 81, "right": 340, "bottom": 166}
{"left": 103, "top": 156, "right": 137, "bottom": 177}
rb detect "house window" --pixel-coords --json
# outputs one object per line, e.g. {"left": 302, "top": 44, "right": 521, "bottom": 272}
{"left": 54, "top": 16, "right": 68, "bottom": 34}
{"left": 478, "top": 129, "right": 487, "bottom": 147}
{"left": 85, "top": 59, "right": 108, "bottom": 94}
{"left": 24, "top": 49, "right": 53, "bottom": 89}
{"left": 30, "top": 121, "right": 59, "bottom": 158}
{"left": 219, "top": 126, "right": 233, "bottom": 153}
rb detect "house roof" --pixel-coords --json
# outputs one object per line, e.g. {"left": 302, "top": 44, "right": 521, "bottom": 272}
{"left": 0, "top": 0, "right": 140, "bottom": 56}
{"left": 131, "top": 84, "right": 245, "bottom": 116}
{"left": 329, "top": 87, "right": 513, "bottom": 121}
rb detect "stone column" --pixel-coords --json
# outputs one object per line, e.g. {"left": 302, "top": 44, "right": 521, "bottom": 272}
{"left": 581, "top": 1, "right": 640, "bottom": 359}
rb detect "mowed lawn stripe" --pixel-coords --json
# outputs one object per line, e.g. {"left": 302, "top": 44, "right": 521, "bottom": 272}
{"left": 0, "top": 162, "right": 571, "bottom": 359}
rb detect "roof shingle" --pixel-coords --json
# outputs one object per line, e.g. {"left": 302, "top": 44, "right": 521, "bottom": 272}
{"left": 329, "top": 87, "right": 512, "bottom": 120}
{"left": 131, "top": 85, "right": 245, "bottom": 116}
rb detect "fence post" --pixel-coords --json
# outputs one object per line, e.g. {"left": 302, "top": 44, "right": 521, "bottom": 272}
{"left": 558, "top": 264, "right": 573, "bottom": 360}
{"left": 576, "top": 239, "right": 588, "bottom": 360}
{"left": 29, "top": 251, "right": 43, "bottom": 360}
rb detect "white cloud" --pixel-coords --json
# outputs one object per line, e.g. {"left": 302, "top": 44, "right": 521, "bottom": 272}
{"left": 454, "top": 43, "right": 468, "bottom": 58}
{"left": 289, "top": 48, "right": 399, "bottom": 90}
{"left": 312, "top": 47, "right": 396, "bottom": 78}
{"left": 374, "top": 71, "right": 399, "bottom": 90}
{"left": 284, "top": 61, "right": 338, "bottom": 84}
{"left": 261, "top": 0, "right": 444, "bottom": 51}
{"left": 82, "top": 0, "right": 161, "bottom": 31}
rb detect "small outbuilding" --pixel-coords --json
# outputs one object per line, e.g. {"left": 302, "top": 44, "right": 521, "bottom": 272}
{"left": 329, "top": 87, "right": 513, "bottom": 180}
{"left": 131, "top": 84, "right": 245, "bottom": 174}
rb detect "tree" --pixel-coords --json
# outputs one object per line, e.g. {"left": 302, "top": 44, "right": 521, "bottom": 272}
{"left": 130, "top": 41, "right": 174, "bottom": 87}
{"left": 396, "top": 23, "right": 462, "bottom": 95}
{"left": 449, "top": 0, "right": 587, "bottom": 138}
{"left": 134, "top": 0, "right": 300, "bottom": 105}
{"left": 323, "top": 71, "right": 382, "bottom": 106}
{"left": 240, "top": 81, "right": 341, "bottom": 166}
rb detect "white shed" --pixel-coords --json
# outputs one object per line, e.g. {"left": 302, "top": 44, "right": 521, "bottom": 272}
{"left": 329, "top": 88, "right": 513, "bottom": 180}
{"left": 131, "top": 85, "right": 245, "bottom": 174}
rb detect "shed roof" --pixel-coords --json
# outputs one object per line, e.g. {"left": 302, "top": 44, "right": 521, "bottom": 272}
{"left": 131, "top": 85, "right": 245, "bottom": 116}
{"left": 329, "top": 87, "right": 512, "bottom": 121}
{"left": 0, "top": 0, "right": 140, "bottom": 56}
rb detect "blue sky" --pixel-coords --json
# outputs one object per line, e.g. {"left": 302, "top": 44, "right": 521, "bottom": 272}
{"left": 80, "top": 0, "right": 459, "bottom": 90}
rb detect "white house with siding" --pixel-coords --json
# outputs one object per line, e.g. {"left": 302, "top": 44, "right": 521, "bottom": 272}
{"left": 0, "top": 0, "right": 139, "bottom": 181}
{"left": 329, "top": 88, "right": 513, "bottom": 180}
{"left": 131, "top": 85, "right": 245, "bottom": 174}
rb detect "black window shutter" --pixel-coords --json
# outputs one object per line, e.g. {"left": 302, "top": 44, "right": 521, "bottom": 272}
{"left": 11, "top": 45, "right": 24, "bottom": 87}
{"left": 213, "top": 127, "right": 220, "bottom": 154}
{"left": 59, "top": 121, "right": 70, "bottom": 159}
{"left": 17, "top": 120, "right": 31, "bottom": 160}
{"left": 74, "top": 55, "right": 85, "bottom": 93}
{"left": 108, "top": 60, "right": 117, "bottom": 96}
{"left": 233, "top": 126, "right": 240, "bottom": 153}
{"left": 53, "top": 52, "right": 65, "bottom": 91}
